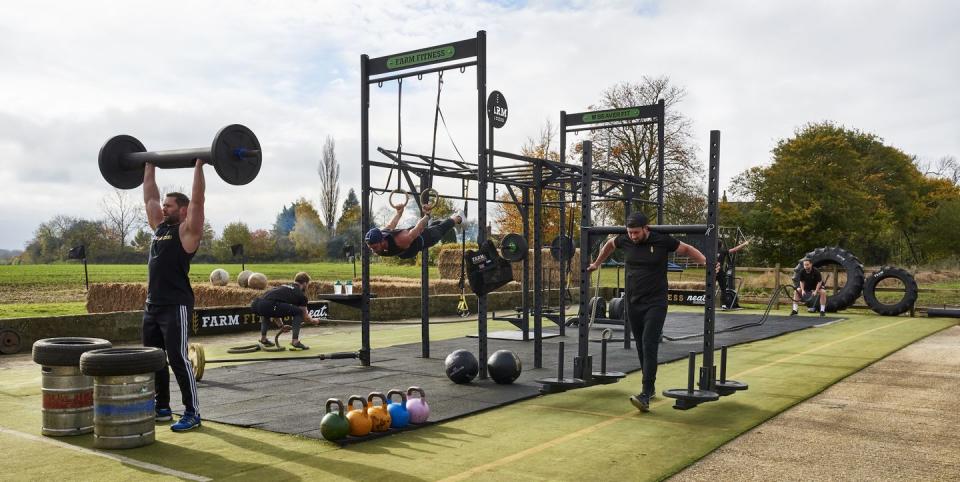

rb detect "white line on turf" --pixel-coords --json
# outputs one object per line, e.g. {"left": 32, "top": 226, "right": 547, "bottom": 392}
{"left": 0, "top": 426, "right": 211, "bottom": 482}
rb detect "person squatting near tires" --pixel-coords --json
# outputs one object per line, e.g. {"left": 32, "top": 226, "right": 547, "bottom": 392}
{"left": 364, "top": 196, "right": 462, "bottom": 258}
{"left": 792, "top": 258, "right": 827, "bottom": 317}
{"left": 587, "top": 213, "right": 708, "bottom": 413}
{"left": 250, "top": 272, "right": 323, "bottom": 350}
{"left": 141, "top": 160, "right": 204, "bottom": 432}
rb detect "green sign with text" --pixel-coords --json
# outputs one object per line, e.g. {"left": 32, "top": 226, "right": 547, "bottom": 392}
{"left": 387, "top": 46, "right": 456, "bottom": 70}
{"left": 582, "top": 108, "right": 641, "bottom": 124}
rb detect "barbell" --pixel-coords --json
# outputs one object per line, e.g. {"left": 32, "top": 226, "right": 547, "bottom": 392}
{"left": 98, "top": 124, "right": 262, "bottom": 189}
{"left": 187, "top": 342, "right": 359, "bottom": 381}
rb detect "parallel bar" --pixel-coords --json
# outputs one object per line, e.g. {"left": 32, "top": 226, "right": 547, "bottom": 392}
{"left": 586, "top": 225, "right": 710, "bottom": 235}
{"left": 368, "top": 37, "right": 478, "bottom": 76}
{"left": 564, "top": 119, "right": 658, "bottom": 134}
{"left": 368, "top": 60, "right": 478, "bottom": 84}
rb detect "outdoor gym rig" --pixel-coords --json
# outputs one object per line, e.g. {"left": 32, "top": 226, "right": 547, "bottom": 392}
{"left": 360, "top": 31, "right": 667, "bottom": 379}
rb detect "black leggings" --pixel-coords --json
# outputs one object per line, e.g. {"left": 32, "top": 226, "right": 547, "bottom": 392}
{"left": 251, "top": 299, "right": 304, "bottom": 339}
{"left": 626, "top": 304, "right": 668, "bottom": 395}
{"left": 405, "top": 218, "right": 456, "bottom": 254}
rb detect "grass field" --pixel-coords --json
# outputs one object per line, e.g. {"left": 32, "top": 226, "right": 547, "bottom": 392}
{"left": 0, "top": 310, "right": 956, "bottom": 480}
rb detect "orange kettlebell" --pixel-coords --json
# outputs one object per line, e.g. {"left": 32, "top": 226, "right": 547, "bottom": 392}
{"left": 346, "top": 395, "right": 372, "bottom": 437}
{"left": 367, "top": 392, "right": 392, "bottom": 432}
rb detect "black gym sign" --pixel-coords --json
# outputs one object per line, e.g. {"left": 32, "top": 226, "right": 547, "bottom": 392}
{"left": 190, "top": 301, "right": 329, "bottom": 336}
{"left": 487, "top": 91, "right": 508, "bottom": 129}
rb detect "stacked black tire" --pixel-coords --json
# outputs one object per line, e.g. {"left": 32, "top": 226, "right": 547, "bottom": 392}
{"left": 792, "top": 247, "right": 864, "bottom": 313}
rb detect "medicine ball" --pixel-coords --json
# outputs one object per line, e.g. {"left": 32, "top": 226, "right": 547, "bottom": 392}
{"left": 487, "top": 350, "right": 522, "bottom": 384}
{"left": 444, "top": 349, "right": 479, "bottom": 384}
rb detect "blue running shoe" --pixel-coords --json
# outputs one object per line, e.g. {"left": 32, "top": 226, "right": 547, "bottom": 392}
{"left": 171, "top": 413, "right": 201, "bottom": 432}
{"left": 155, "top": 407, "right": 173, "bottom": 422}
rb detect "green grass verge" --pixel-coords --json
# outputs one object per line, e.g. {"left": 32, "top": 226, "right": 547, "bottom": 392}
{"left": 0, "top": 302, "right": 87, "bottom": 319}
{"left": 0, "top": 312, "right": 955, "bottom": 480}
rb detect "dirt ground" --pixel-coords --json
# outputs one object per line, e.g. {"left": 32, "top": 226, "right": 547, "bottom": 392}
{"left": 671, "top": 325, "right": 960, "bottom": 481}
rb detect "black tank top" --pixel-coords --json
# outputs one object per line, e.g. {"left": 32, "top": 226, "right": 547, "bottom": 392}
{"left": 380, "top": 230, "right": 405, "bottom": 257}
{"left": 147, "top": 223, "right": 195, "bottom": 305}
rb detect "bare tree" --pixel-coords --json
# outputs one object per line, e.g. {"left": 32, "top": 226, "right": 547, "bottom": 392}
{"left": 317, "top": 136, "right": 341, "bottom": 231}
{"left": 586, "top": 77, "right": 702, "bottom": 224}
{"left": 100, "top": 188, "right": 144, "bottom": 247}
{"left": 919, "top": 155, "right": 960, "bottom": 185}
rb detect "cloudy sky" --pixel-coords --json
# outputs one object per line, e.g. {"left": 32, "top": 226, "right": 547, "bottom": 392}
{"left": 1, "top": 0, "right": 957, "bottom": 250}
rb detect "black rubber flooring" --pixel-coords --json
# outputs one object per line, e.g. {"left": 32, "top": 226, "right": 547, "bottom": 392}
{"left": 173, "top": 312, "right": 837, "bottom": 442}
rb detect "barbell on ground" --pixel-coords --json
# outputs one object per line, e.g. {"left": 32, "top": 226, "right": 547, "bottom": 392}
{"left": 187, "top": 342, "right": 360, "bottom": 381}
{"left": 98, "top": 124, "right": 262, "bottom": 189}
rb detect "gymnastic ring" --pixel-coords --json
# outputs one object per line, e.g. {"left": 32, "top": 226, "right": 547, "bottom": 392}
{"left": 389, "top": 189, "right": 410, "bottom": 210}
{"left": 601, "top": 328, "right": 613, "bottom": 341}
{"left": 420, "top": 188, "right": 439, "bottom": 211}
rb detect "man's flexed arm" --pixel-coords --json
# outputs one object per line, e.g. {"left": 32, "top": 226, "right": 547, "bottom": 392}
{"left": 143, "top": 163, "right": 163, "bottom": 230}
{"left": 180, "top": 160, "right": 206, "bottom": 253}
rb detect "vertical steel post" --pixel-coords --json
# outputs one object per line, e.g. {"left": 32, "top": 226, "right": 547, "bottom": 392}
{"left": 476, "top": 30, "right": 488, "bottom": 379}
{"left": 699, "top": 130, "right": 721, "bottom": 390}
{"left": 521, "top": 188, "right": 530, "bottom": 341}
{"left": 420, "top": 172, "right": 430, "bottom": 358}
{"left": 558, "top": 111, "right": 567, "bottom": 337}
{"left": 656, "top": 99, "right": 665, "bottom": 225}
{"left": 577, "top": 141, "right": 593, "bottom": 375}
{"left": 359, "top": 54, "right": 371, "bottom": 366}
{"left": 533, "top": 158, "right": 544, "bottom": 368}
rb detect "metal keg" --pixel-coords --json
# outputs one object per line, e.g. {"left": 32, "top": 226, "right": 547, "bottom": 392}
{"left": 40, "top": 365, "right": 94, "bottom": 436}
{"left": 92, "top": 373, "right": 156, "bottom": 449}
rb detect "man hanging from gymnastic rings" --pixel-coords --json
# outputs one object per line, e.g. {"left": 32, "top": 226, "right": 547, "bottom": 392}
{"left": 364, "top": 189, "right": 463, "bottom": 259}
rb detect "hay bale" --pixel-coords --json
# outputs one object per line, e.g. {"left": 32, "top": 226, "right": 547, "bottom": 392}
{"left": 210, "top": 268, "right": 229, "bottom": 286}
{"left": 86, "top": 283, "right": 148, "bottom": 313}
{"left": 247, "top": 273, "right": 268, "bottom": 290}
{"left": 237, "top": 270, "right": 253, "bottom": 288}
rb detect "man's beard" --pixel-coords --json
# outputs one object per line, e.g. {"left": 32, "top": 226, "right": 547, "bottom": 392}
{"left": 164, "top": 213, "right": 181, "bottom": 224}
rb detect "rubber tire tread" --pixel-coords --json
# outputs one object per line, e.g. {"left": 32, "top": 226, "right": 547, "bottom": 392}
{"left": 792, "top": 246, "right": 865, "bottom": 312}
{"left": 32, "top": 337, "right": 113, "bottom": 366}
{"left": 590, "top": 296, "right": 607, "bottom": 319}
{"left": 863, "top": 266, "right": 918, "bottom": 316}
{"left": 927, "top": 308, "right": 960, "bottom": 318}
{"left": 607, "top": 298, "right": 624, "bottom": 320}
{"left": 80, "top": 347, "right": 167, "bottom": 376}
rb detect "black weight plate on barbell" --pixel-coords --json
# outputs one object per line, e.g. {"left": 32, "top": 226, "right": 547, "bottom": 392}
{"left": 211, "top": 124, "right": 262, "bottom": 186}
{"left": 500, "top": 233, "right": 528, "bottom": 262}
{"left": 550, "top": 235, "right": 575, "bottom": 261}
{"left": 98, "top": 135, "right": 147, "bottom": 189}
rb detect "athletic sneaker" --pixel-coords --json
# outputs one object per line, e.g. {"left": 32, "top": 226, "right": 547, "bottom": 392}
{"left": 789, "top": 310, "right": 798, "bottom": 316}
{"left": 171, "top": 413, "right": 201, "bottom": 432}
{"left": 629, "top": 393, "right": 651, "bottom": 412}
{"left": 807, "top": 307, "right": 817, "bottom": 313}
{"left": 258, "top": 338, "right": 275, "bottom": 347}
{"left": 155, "top": 407, "right": 173, "bottom": 422}
{"left": 820, "top": 311, "right": 826, "bottom": 317}
{"left": 289, "top": 341, "right": 310, "bottom": 351}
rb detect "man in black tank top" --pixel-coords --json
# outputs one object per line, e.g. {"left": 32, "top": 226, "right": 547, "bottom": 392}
{"left": 142, "top": 159, "right": 206, "bottom": 432}
{"left": 587, "top": 213, "right": 707, "bottom": 413}
{"left": 364, "top": 199, "right": 462, "bottom": 259}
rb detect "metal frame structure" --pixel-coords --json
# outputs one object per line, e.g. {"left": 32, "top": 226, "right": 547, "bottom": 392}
{"left": 359, "top": 32, "right": 660, "bottom": 376}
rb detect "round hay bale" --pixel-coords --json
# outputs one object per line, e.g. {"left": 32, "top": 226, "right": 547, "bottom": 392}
{"left": 247, "top": 272, "right": 268, "bottom": 290}
{"left": 237, "top": 270, "right": 253, "bottom": 288}
{"left": 209, "top": 268, "right": 230, "bottom": 286}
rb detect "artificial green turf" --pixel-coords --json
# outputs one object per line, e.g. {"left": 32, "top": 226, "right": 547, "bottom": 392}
{"left": 0, "top": 313, "right": 955, "bottom": 481}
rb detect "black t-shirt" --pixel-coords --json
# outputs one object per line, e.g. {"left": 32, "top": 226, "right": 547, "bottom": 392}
{"left": 614, "top": 231, "right": 681, "bottom": 307}
{"left": 146, "top": 223, "right": 195, "bottom": 306}
{"left": 261, "top": 284, "right": 308, "bottom": 306}
{"left": 798, "top": 267, "right": 822, "bottom": 291}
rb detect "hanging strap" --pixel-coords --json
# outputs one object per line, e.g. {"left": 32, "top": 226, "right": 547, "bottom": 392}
{"left": 384, "top": 79, "right": 404, "bottom": 191}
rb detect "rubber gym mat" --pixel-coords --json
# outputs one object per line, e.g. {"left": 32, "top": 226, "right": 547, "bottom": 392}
{"left": 174, "top": 312, "right": 835, "bottom": 442}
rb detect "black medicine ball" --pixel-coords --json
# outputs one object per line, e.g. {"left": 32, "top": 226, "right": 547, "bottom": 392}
{"left": 487, "top": 350, "right": 522, "bottom": 384}
{"left": 444, "top": 349, "right": 479, "bottom": 384}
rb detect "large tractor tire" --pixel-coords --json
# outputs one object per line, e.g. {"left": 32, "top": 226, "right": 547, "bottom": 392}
{"left": 863, "top": 266, "right": 918, "bottom": 316}
{"left": 792, "top": 247, "right": 864, "bottom": 312}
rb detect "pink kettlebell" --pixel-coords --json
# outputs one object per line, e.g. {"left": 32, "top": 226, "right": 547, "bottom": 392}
{"left": 405, "top": 386, "right": 430, "bottom": 424}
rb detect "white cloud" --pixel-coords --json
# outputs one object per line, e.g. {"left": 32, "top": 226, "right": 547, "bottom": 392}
{"left": 0, "top": 0, "right": 956, "bottom": 248}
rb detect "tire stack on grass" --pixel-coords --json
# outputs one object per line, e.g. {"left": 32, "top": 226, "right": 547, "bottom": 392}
{"left": 80, "top": 347, "right": 167, "bottom": 449}
{"left": 32, "top": 337, "right": 113, "bottom": 437}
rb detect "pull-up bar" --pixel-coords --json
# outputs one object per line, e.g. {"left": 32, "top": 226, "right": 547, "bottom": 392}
{"left": 586, "top": 225, "right": 710, "bottom": 236}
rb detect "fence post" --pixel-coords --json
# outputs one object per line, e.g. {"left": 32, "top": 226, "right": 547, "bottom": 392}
{"left": 774, "top": 263, "right": 781, "bottom": 310}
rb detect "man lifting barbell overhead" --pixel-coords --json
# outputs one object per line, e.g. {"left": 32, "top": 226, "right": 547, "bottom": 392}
{"left": 142, "top": 159, "right": 205, "bottom": 432}
{"left": 792, "top": 258, "right": 827, "bottom": 317}
{"left": 365, "top": 189, "right": 463, "bottom": 258}
{"left": 250, "top": 272, "right": 323, "bottom": 350}
{"left": 587, "top": 212, "right": 707, "bottom": 413}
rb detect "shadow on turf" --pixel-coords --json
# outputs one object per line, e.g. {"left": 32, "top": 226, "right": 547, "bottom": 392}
{"left": 200, "top": 425, "right": 429, "bottom": 480}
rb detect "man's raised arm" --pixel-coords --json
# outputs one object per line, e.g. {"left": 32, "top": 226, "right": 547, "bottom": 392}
{"left": 143, "top": 163, "right": 163, "bottom": 230}
{"left": 180, "top": 160, "right": 206, "bottom": 253}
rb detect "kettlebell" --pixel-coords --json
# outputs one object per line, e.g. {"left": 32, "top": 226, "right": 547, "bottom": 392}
{"left": 346, "top": 395, "right": 372, "bottom": 437}
{"left": 386, "top": 389, "right": 410, "bottom": 428}
{"left": 405, "top": 386, "right": 430, "bottom": 424}
{"left": 319, "top": 398, "right": 350, "bottom": 441}
{"left": 367, "top": 392, "right": 392, "bottom": 432}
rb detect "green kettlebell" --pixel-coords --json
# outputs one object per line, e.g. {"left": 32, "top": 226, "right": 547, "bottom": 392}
{"left": 320, "top": 398, "right": 349, "bottom": 441}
